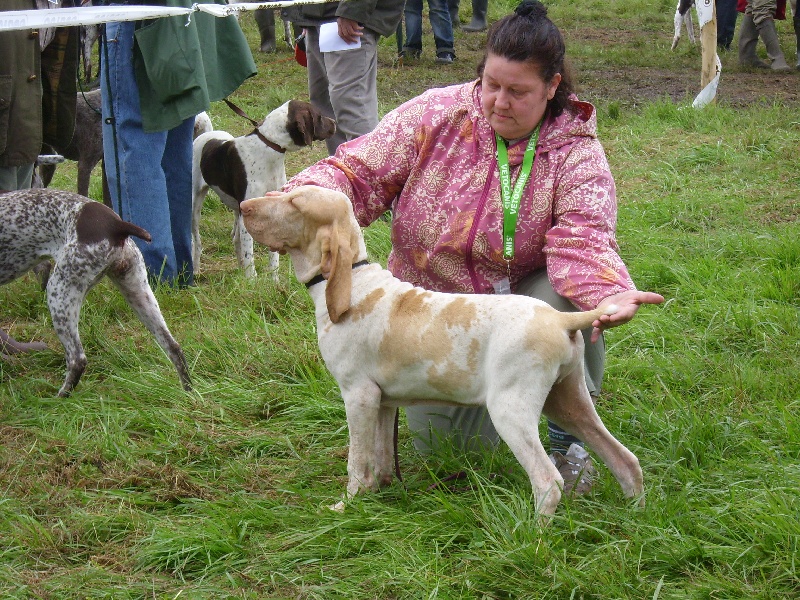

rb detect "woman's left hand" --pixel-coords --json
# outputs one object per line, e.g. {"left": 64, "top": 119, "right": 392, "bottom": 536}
{"left": 590, "top": 290, "right": 665, "bottom": 342}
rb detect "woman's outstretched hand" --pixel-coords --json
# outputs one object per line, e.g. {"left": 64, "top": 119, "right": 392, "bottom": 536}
{"left": 590, "top": 290, "right": 665, "bottom": 342}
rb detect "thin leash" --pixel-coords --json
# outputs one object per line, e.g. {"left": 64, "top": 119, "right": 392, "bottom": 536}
{"left": 222, "top": 98, "right": 287, "bottom": 154}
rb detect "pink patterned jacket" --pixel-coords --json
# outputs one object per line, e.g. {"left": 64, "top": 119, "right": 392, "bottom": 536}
{"left": 285, "top": 80, "right": 636, "bottom": 310}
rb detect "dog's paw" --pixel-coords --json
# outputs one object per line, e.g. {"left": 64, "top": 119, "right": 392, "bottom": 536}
{"left": 329, "top": 500, "right": 346, "bottom": 512}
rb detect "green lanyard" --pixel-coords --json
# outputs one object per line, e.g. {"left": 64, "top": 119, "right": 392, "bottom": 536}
{"left": 496, "top": 126, "right": 539, "bottom": 261}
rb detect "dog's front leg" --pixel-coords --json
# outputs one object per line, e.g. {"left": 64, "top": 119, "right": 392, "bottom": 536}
{"left": 331, "top": 382, "right": 383, "bottom": 511}
{"left": 374, "top": 405, "right": 397, "bottom": 488}
{"left": 191, "top": 176, "right": 208, "bottom": 270}
{"left": 233, "top": 212, "right": 257, "bottom": 279}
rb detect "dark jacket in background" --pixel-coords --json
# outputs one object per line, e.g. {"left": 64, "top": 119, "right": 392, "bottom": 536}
{"left": 0, "top": 0, "right": 79, "bottom": 167}
{"left": 282, "top": 0, "right": 403, "bottom": 38}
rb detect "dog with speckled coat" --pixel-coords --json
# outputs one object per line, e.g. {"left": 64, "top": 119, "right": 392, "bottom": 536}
{"left": 0, "top": 188, "right": 191, "bottom": 397}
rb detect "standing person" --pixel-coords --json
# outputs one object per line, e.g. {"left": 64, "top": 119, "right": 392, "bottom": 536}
{"left": 100, "top": 0, "right": 256, "bottom": 288}
{"left": 463, "top": 0, "right": 489, "bottom": 31}
{"left": 282, "top": 0, "right": 664, "bottom": 494}
{"left": 1, "top": 0, "right": 78, "bottom": 354}
{"left": 282, "top": 1, "right": 403, "bottom": 156}
{"left": 0, "top": 0, "right": 78, "bottom": 192}
{"left": 738, "top": 0, "right": 791, "bottom": 69}
{"left": 402, "top": 0, "right": 457, "bottom": 64}
{"left": 717, "top": 0, "right": 740, "bottom": 51}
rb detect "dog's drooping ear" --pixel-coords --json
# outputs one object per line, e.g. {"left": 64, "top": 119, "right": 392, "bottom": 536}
{"left": 287, "top": 100, "right": 336, "bottom": 147}
{"left": 320, "top": 220, "right": 354, "bottom": 323}
{"left": 288, "top": 190, "right": 355, "bottom": 322}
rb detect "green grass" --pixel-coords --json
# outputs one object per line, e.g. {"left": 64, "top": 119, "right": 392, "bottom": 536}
{"left": 1, "top": 1, "right": 799, "bottom": 597}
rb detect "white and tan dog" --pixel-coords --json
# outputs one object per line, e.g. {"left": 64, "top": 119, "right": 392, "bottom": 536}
{"left": 240, "top": 186, "right": 645, "bottom": 517}
{"left": 192, "top": 101, "right": 335, "bottom": 279}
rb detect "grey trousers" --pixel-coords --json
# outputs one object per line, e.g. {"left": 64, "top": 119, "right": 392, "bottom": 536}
{"left": 0, "top": 164, "right": 34, "bottom": 191}
{"left": 405, "top": 268, "right": 605, "bottom": 453}
{"left": 304, "top": 26, "right": 380, "bottom": 156}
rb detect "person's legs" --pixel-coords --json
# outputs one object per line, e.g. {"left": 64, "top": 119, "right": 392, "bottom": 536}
{"left": 427, "top": 0, "right": 455, "bottom": 59}
{"left": 100, "top": 20, "right": 181, "bottom": 285}
{"left": 751, "top": 0, "right": 791, "bottom": 69}
{"left": 716, "top": 0, "right": 739, "bottom": 49}
{"left": 462, "top": 0, "right": 488, "bottom": 32}
{"left": 403, "top": 0, "right": 424, "bottom": 56}
{"left": 162, "top": 116, "right": 195, "bottom": 287}
{"left": 321, "top": 29, "right": 379, "bottom": 154}
{"left": 304, "top": 27, "right": 337, "bottom": 154}
{"left": 254, "top": 8, "right": 276, "bottom": 53}
{"left": 0, "top": 164, "right": 34, "bottom": 191}
{"left": 448, "top": 0, "right": 461, "bottom": 29}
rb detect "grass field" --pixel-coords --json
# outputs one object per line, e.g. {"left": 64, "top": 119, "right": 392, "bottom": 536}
{"left": 1, "top": 0, "right": 799, "bottom": 597}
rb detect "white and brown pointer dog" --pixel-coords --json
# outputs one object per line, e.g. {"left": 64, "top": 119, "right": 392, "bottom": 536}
{"left": 240, "top": 186, "right": 645, "bottom": 517}
{"left": 0, "top": 189, "right": 191, "bottom": 397}
{"left": 192, "top": 100, "right": 335, "bottom": 279}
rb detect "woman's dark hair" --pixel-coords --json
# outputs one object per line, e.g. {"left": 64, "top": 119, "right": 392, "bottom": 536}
{"left": 477, "top": 0, "right": 574, "bottom": 117}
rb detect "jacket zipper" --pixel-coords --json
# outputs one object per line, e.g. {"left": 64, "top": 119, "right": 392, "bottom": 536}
{"left": 465, "top": 154, "right": 496, "bottom": 293}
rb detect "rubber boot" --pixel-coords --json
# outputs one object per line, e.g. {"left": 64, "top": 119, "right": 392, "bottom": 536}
{"left": 449, "top": 0, "right": 461, "bottom": 30}
{"left": 756, "top": 17, "right": 791, "bottom": 70}
{"left": 738, "top": 13, "right": 769, "bottom": 68}
{"left": 462, "top": 0, "right": 488, "bottom": 32}
{"left": 254, "top": 9, "right": 276, "bottom": 53}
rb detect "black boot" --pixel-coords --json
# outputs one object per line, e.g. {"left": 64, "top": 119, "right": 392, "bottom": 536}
{"left": 254, "top": 9, "right": 276, "bottom": 53}
{"left": 449, "top": 0, "right": 461, "bottom": 30}
{"left": 462, "top": 0, "right": 487, "bottom": 32}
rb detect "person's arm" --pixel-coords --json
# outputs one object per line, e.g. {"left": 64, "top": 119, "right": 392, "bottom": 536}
{"left": 544, "top": 136, "right": 663, "bottom": 331}
{"left": 284, "top": 96, "right": 424, "bottom": 227}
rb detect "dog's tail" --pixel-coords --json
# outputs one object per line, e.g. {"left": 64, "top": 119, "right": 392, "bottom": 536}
{"left": 116, "top": 220, "right": 152, "bottom": 243}
{"left": 76, "top": 201, "right": 152, "bottom": 246}
{"left": 559, "top": 304, "right": 618, "bottom": 332}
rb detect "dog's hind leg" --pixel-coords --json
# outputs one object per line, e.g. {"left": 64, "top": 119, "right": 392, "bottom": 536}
{"left": 45, "top": 263, "right": 94, "bottom": 396}
{"left": 543, "top": 369, "right": 644, "bottom": 504}
{"left": 486, "top": 391, "right": 563, "bottom": 518}
{"left": 107, "top": 244, "right": 192, "bottom": 392}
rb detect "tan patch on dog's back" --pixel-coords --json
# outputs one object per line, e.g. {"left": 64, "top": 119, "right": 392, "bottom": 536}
{"left": 438, "top": 296, "right": 477, "bottom": 330}
{"left": 345, "top": 288, "right": 386, "bottom": 323}
{"left": 427, "top": 337, "right": 481, "bottom": 396}
{"left": 379, "top": 290, "right": 481, "bottom": 393}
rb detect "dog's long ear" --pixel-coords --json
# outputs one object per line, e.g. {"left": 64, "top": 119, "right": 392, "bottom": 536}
{"left": 288, "top": 100, "right": 314, "bottom": 146}
{"left": 320, "top": 221, "right": 354, "bottom": 323}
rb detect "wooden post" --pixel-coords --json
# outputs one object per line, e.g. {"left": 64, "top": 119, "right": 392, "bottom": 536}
{"left": 699, "top": 0, "right": 718, "bottom": 102}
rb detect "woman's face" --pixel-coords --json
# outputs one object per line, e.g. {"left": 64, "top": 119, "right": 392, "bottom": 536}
{"left": 481, "top": 53, "right": 562, "bottom": 141}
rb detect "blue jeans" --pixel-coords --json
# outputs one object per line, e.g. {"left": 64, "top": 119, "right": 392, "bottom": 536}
{"left": 716, "top": 0, "right": 739, "bottom": 49}
{"left": 100, "top": 20, "right": 194, "bottom": 287}
{"left": 403, "top": 0, "right": 455, "bottom": 56}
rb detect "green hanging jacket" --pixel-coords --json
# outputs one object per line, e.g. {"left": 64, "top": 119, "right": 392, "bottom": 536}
{"left": 133, "top": 0, "right": 257, "bottom": 133}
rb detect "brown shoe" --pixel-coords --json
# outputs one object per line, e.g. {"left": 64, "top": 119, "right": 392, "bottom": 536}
{"left": 550, "top": 443, "right": 597, "bottom": 496}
